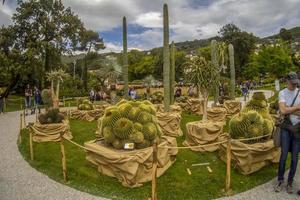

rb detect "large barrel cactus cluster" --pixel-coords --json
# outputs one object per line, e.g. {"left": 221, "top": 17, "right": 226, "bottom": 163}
{"left": 100, "top": 100, "right": 162, "bottom": 149}
{"left": 229, "top": 92, "right": 274, "bottom": 139}
{"left": 78, "top": 99, "right": 93, "bottom": 110}
{"left": 151, "top": 91, "right": 164, "bottom": 104}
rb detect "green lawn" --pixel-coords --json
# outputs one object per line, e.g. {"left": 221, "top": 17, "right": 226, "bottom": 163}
{"left": 18, "top": 113, "right": 280, "bottom": 200}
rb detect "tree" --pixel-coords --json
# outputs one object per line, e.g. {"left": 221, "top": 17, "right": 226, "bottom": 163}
{"left": 79, "top": 29, "right": 105, "bottom": 90}
{"left": 12, "top": 0, "right": 85, "bottom": 87}
{"left": 279, "top": 28, "right": 293, "bottom": 42}
{"left": 183, "top": 56, "right": 219, "bottom": 120}
{"left": 245, "top": 43, "right": 295, "bottom": 79}
{"left": 219, "top": 24, "right": 257, "bottom": 78}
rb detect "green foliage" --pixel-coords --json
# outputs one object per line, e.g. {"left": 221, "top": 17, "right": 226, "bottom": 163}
{"left": 245, "top": 42, "right": 295, "bottom": 79}
{"left": 228, "top": 44, "right": 236, "bottom": 99}
{"left": 219, "top": 23, "right": 257, "bottom": 78}
{"left": 151, "top": 91, "right": 164, "bottom": 104}
{"left": 100, "top": 100, "right": 160, "bottom": 149}
{"left": 38, "top": 108, "right": 65, "bottom": 124}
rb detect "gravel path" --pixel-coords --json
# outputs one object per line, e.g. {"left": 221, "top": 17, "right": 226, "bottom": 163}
{"left": 0, "top": 111, "right": 106, "bottom": 200}
{"left": 0, "top": 89, "right": 299, "bottom": 200}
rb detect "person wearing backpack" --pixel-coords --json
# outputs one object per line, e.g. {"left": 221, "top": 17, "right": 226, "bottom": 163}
{"left": 275, "top": 72, "right": 300, "bottom": 194}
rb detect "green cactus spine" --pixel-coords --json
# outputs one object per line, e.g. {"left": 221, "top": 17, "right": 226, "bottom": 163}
{"left": 113, "top": 118, "right": 134, "bottom": 139}
{"left": 211, "top": 40, "right": 219, "bottom": 105}
{"left": 170, "top": 41, "right": 176, "bottom": 105}
{"left": 123, "top": 16, "right": 129, "bottom": 99}
{"left": 163, "top": 3, "right": 170, "bottom": 112}
{"left": 228, "top": 44, "right": 235, "bottom": 99}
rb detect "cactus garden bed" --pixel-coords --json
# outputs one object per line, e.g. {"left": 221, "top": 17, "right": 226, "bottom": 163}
{"left": 18, "top": 113, "right": 285, "bottom": 200}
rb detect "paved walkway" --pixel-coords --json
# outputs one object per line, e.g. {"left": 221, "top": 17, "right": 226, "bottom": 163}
{"left": 0, "top": 90, "right": 299, "bottom": 200}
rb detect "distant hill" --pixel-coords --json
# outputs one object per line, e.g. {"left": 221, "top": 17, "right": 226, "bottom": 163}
{"left": 262, "top": 26, "right": 300, "bottom": 41}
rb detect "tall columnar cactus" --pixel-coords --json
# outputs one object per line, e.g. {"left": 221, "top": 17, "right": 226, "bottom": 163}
{"left": 228, "top": 43, "right": 235, "bottom": 99}
{"left": 170, "top": 41, "right": 176, "bottom": 105}
{"left": 123, "top": 16, "right": 129, "bottom": 99}
{"left": 163, "top": 4, "right": 170, "bottom": 112}
{"left": 211, "top": 40, "right": 219, "bottom": 105}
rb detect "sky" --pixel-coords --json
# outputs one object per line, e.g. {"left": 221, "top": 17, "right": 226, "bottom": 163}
{"left": 1, "top": 0, "right": 300, "bottom": 53}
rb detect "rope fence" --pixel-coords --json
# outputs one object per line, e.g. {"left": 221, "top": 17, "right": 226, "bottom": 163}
{"left": 18, "top": 112, "right": 273, "bottom": 200}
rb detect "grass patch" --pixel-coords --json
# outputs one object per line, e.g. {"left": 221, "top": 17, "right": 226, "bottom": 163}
{"left": 19, "top": 113, "right": 280, "bottom": 200}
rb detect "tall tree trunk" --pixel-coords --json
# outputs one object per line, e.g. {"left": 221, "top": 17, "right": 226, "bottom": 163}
{"left": 83, "top": 54, "right": 88, "bottom": 91}
{"left": 202, "top": 90, "right": 208, "bottom": 120}
{"left": 123, "top": 16, "right": 129, "bottom": 99}
{"left": 163, "top": 4, "right": 170, "bottom": 112}
{"left": 228, "top": 44, "right": 236, "bottom": 99}
{"left": 211, "top": 40, "right": 219, "bottom": 105}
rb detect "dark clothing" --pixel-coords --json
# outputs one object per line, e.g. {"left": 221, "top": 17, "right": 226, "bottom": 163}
{"left": 277, "top": 128, "right": 300, "bottom": 184}
{"left": 34, "top": 89, "right": 42, "bottom": 113}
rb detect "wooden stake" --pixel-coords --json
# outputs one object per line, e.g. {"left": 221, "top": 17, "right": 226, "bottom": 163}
{"left": 18, "top": 113, "right": 23, "bottom": 145}
{"left": 29, "top": 129, "right": 34, "bottom": 161}
{"left": 60, "top": 134, "right": 67, "bottom": 182}
{"left": 151, "top": 142, "right": 158, "bottom": 200}
{"left": 225, "top": 138, "right": 232, "bottom": 193}
{"left": 23, "top": 109, "right": 26, "bottom": 127}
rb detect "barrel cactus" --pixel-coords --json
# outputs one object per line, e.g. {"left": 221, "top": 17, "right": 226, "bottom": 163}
{"left": 38, "top": 108, "right": 65, "bottom": 124}
{"left": 229, "top": 110, "right": 273, "bottom": 139}
{"left": 98, "top": 100, "right": 161, "bottom": 149}
{"left": 78, "top": 99, "right": 94, "bottom": 110}
{"left": 151, "top": 91, "right": 164, "bottom": 104}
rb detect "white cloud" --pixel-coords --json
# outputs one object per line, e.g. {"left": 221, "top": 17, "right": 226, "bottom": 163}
{"left": 1, "top": 0, "right": 300, "bottom": 51}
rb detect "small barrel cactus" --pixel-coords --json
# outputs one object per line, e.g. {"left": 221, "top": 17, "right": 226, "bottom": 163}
{"left": 229, "top": 110, "right": 273, "bottom": 139}
{"left": 38, "top": 108, "right": 65, "bottom": 124}
{"left": 78, "top": 99, "right": 94, "bottom": 110}
{"left": 98, "top": 100, "right": 161, "bottom": 149}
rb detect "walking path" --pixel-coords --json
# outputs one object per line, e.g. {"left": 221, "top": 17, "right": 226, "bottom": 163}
{"left": 0, "top": 90, "right": 299, "bottom": 200}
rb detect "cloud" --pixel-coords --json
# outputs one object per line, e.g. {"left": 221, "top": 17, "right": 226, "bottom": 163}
{"left": 1, "top": 0, "right": 300, "bottom": 52}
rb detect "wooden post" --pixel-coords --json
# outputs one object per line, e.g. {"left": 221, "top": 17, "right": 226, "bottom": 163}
{"left": 60, "top": 133, "right": 67, "bottom": 182}
{"left": 35, "top": 111, "right": 38, "bottom": 122}
{"left": 29, "top": 128, "right": 34, "bottom": 161}
{"left": 63, "top": 96, "right": 65, "bottom": 107}
{"left": 18, "top": 113, "right": 23, "bottom": 145}
{"left": 20, "top": 97, "right": 23, "bottom": 110}
{"left": 151, "top": 141, "right": 158, "bottom": 200}
{"left": 225, "top": 138, "right": 232, "bottom": 193}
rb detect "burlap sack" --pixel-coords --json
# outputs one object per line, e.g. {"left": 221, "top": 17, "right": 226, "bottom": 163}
{"left": 219, "top": 139, "right": 280, "bottom": 175}
{"left": 183, "top": 120, "right": 225, "bottom": 152}
{"left": 207, "top": 107, "right": 227, "bottom": 122}
{"left": 68, "top": 109, "right": 104, "bottom": 122}
{"left": 156, "top": 111, "right": 183, "bottom": 137}
{"left": 84, "top": 136, "right": 178, "bottom": 188}
{"left": 223, "top": 100, "right": 242, "bottom": 117}
{"left": 30, "top": 120, "right": 73, "bottom": 142}
{"left": 176, "top": 98, "right": 204, "bottom": 115}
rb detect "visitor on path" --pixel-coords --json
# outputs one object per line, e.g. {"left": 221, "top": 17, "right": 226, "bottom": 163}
{"left": 175, "top": 86, "right": 182, "bottom": 98}
{"left": 24, "top": 84, "right": 33, "bottom": 115}
{"left": 275, "top": 72, "right": 300, "bottom": 194}
{"left": 0, "top": 88, "right": 4, "bottom": 114}
{"left": 89, "top": 89, "right": 95, "bottom": 103}
{"left": 33, "top": 86, "right": 42, "bottom": 114}
{"left": 129, "top": 87, "right": 137, "bottom": 100}
{"left": 241, "top": 83, "right": 248, "bottom": 101}
{"left": 188, "top": 85, "right": 194, "bottom": 97}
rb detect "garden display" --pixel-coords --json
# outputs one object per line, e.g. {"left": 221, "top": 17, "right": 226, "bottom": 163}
{"left": 96, "top": 100, "right": 162, "bottom": 149}
{"left": 151, "top": 91, "right": 164, "bottom": 104}
{"left": 38, "top": 108, "right": 65, "bottom": 124}
{"left": 219, "top": 92, "right": 279, "bottom": 175}
{"left": 222, "top": 100, "right": 242, "bottom": 117}
{"left": 207, "top": 107, "right": 227, "bottom": 122}
{"left": 85, "top": 99, "right": 178, "bottom": 187}
{"left": 176, "top": 98, "right": 204, "bottom": 115}
{"left": 78, "top": 99, "right": 93, "bottom": 110}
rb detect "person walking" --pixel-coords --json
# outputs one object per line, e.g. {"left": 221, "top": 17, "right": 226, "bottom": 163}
{"left": 274, "top": 72, "right": 300, "bottom": 194}
{"left": 24, "top": 84, "right": 33, "bottom": 115}
{"left": 89, "top": 89, "right": 95, "bottom": 103}
{"left": 33, "top": 86, "right": 42, "bottom": 114}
